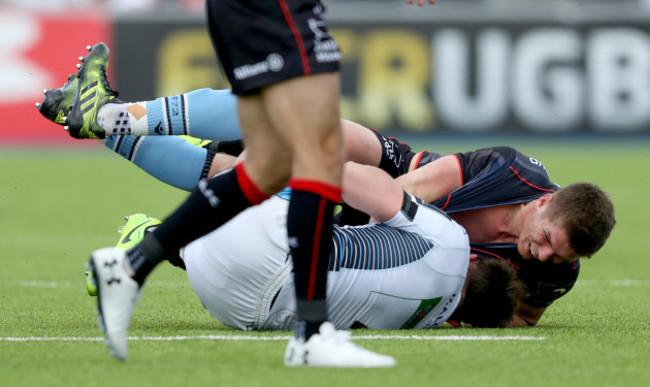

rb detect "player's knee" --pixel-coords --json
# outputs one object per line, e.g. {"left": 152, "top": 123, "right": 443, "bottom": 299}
{"left": 243, "top": 159, "right": 291, "bottom": 194}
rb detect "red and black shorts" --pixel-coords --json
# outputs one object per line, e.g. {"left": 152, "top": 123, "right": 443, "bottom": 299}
{"left": 206, "top": 0, "right": 341, "bottom": 95}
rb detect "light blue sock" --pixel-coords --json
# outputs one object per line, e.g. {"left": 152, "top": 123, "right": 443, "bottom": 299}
{"left": 104, "top": 135, "right": 208, "bottom": 191}
{"left": 134, "top": 88, "right": 241, "bottom": 140}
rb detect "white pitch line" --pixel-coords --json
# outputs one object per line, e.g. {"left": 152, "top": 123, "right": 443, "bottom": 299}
{"left": 0, "top": 280, "right": 184, "bottom": 289}
{"left": 4, "top": 279, "right": 648, "bottom": 289}
{"left": 576, "top": 279, "right": 649, "bottom": 287}
{"left": 2, "top": 280, "right": 73, "bottom": 289}
{"left": 0, "top": 335, "right": 544, "bottom": 342}
{"left": 356, "top": 335, "right": 544, "bottom": 341}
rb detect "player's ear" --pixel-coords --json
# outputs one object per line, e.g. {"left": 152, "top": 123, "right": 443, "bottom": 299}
{"left": 538, "top": 193, "right": 553, "bottom": 208}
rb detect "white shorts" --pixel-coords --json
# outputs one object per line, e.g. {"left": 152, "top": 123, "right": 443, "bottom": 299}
{"left": 181, "top": 196, "right": 291, "bottom": 330}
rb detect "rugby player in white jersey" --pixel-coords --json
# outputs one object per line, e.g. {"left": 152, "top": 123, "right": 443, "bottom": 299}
{"left": 109, "top": 162, "right": 526, "bottom": 333}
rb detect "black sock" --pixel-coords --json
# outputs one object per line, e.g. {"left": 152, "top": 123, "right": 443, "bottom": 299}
{"left": 126, "top": 234, "right": 164, "bottom": 286}
{"left": 126, "top": 168, "right": 253, "bottom": 284}
{"left": 295, "top": 319, "right": 324, "bottom": 340}
{"left": 203, "top": 139, "right": 244, "bottom": 156}
{"left": 288, "top": 188, "right": 336, "bottom": 333}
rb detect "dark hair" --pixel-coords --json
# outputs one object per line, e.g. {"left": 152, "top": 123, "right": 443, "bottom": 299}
{"left": 453, "top": 259, "right": 528, "bottom": 328}
{"left": 548, "top": 182, "right": 616, "bottom": 257}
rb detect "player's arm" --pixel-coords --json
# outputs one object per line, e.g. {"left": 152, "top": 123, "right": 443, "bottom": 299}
{"left": 341, "top": 120, "right": 384, "bottom": 167}
{"left": 395, "top": 155, "right": 463, "bottom": 203}
{"left": 510, "top": 301, "right": 546, "bottom": 327}
{"left": 405, "top": 146, "right": 520, "bottom": 207}
{"left": 342, "top": 162, "right": 403, "bottom": 222}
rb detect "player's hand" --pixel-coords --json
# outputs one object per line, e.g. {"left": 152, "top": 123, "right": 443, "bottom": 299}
{"left": 407, "top": 0, "right": 436, "bottom": 6}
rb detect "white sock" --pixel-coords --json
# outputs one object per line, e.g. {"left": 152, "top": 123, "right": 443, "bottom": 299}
{"left": 97, "top": 102, "right": 149, "bottom": 136}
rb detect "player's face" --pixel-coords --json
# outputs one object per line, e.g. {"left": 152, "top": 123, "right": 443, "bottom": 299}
{"left": 517, "top": 201, "right": 579, "bottom": 264}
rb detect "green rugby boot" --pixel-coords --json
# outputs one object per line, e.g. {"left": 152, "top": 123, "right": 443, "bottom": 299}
{"left": 85, "top": 270, "right": 98, "bottom": 297}
{"left": 178, "top": 135, "right": 213, "bottom": 148}
{"left": 65, "top": 42, "right": 119, "bottom": 139}
{"left": 85, "top": 214, "right": 160, "bottom": 297}
{"left": 115, "top": 214, "right": 161, "bottom": 251}
{"left": 36, "top": 74, "right": 78, "bottom": 125}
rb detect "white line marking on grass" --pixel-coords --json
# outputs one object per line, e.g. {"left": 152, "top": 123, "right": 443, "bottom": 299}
{"left": 577, "top": 279, "right": 649, "bottom": 287}
{"left": 0, "top": 280, "right": 185, "bottom": 289}
{"left": 1, "top": 280, "right": 72, "bottom": 288}
{"left": 1, "top": 337, "right": 104, "bottom": 342}
{"left": 356, "top": 335, "right": 545, "bottom": 341}
{"left": 610, "top": 280, "right": 648, "bottom": 287}
{"left": 5, "top": 279, "right": 647, "bottom": 289}
{"left": 0, "top": 335, "right": 544, "bottom": 342}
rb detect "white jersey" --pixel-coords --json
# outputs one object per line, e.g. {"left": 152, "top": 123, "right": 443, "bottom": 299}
{"left": 181, "top": 195, "right": 469, "bottom": 331}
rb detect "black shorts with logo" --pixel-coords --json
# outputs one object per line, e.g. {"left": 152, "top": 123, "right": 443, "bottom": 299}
{"left": 206, "top": 0, "right": 341, "bottom": 95}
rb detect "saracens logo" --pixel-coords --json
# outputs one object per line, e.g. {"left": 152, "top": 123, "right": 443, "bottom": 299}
{"left": 233, "top": 53, "right": 285, "bottom": 81}
{"left": 267, "top": 54, "right": 284, "bottom": 72}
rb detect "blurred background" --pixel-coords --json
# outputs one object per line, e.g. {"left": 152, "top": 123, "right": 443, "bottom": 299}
{"left": 2, "top": 5, "right": 648, "bottom": 385}
{"left": 2, "top": 0, "right": 650, "bottom": 145}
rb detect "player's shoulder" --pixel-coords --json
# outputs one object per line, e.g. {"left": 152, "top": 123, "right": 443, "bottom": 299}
{"left": 464, "top": 146, "right": 556, "bottom": 189}
{"left": 467, "top": 146, "right": 539, "bottom": 165}
{"left": 455, "top": 146, "right": 517, "bottom": 168}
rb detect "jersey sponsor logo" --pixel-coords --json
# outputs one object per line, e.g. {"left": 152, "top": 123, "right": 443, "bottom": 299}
{"left": 422, "top": 295, "right": 457, "bottom": 329}
{"left": 267, "top": 54, "right": 284, "bottom": 72}
{"left": 528, "top": 157, "right": 547, "bottom": 171}
{"left": 400, "top": 297, "right": 442, "bottom": 329}
{"left": 233, "top": 54, "right": 285, "bottom": 81}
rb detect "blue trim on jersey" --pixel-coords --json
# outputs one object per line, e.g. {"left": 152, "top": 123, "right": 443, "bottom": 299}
{"left": 332, "top": 223, "right": 434, "bottom": 271}
{"left": 276, "top": 187, "right": 292, "bottom": 200}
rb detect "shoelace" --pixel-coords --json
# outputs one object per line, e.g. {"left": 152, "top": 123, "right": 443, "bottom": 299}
{"left": 98, "top": 65, "right": 120, "bottom": 98}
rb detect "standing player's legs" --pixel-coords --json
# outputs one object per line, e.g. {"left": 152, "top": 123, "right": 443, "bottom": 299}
{"left": 261, "top": 73, "right": 343, "bottom": 340}
{"left": 203, "top": 0, "right": 393, "bottom": 366}
{"left": 236, "top": 96, "right": 293, "bottom": 195}
{"left": 259, "top": 73, "right": 394, "bottom": 367}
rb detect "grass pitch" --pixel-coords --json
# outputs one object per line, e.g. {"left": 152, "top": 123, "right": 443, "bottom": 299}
{"left": 1, "top": 137, "right": 649, "bottom": 387}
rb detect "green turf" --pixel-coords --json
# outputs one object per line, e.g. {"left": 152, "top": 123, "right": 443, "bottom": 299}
{"left": 1, "top": 139, "right": 649, "bottom": 386}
